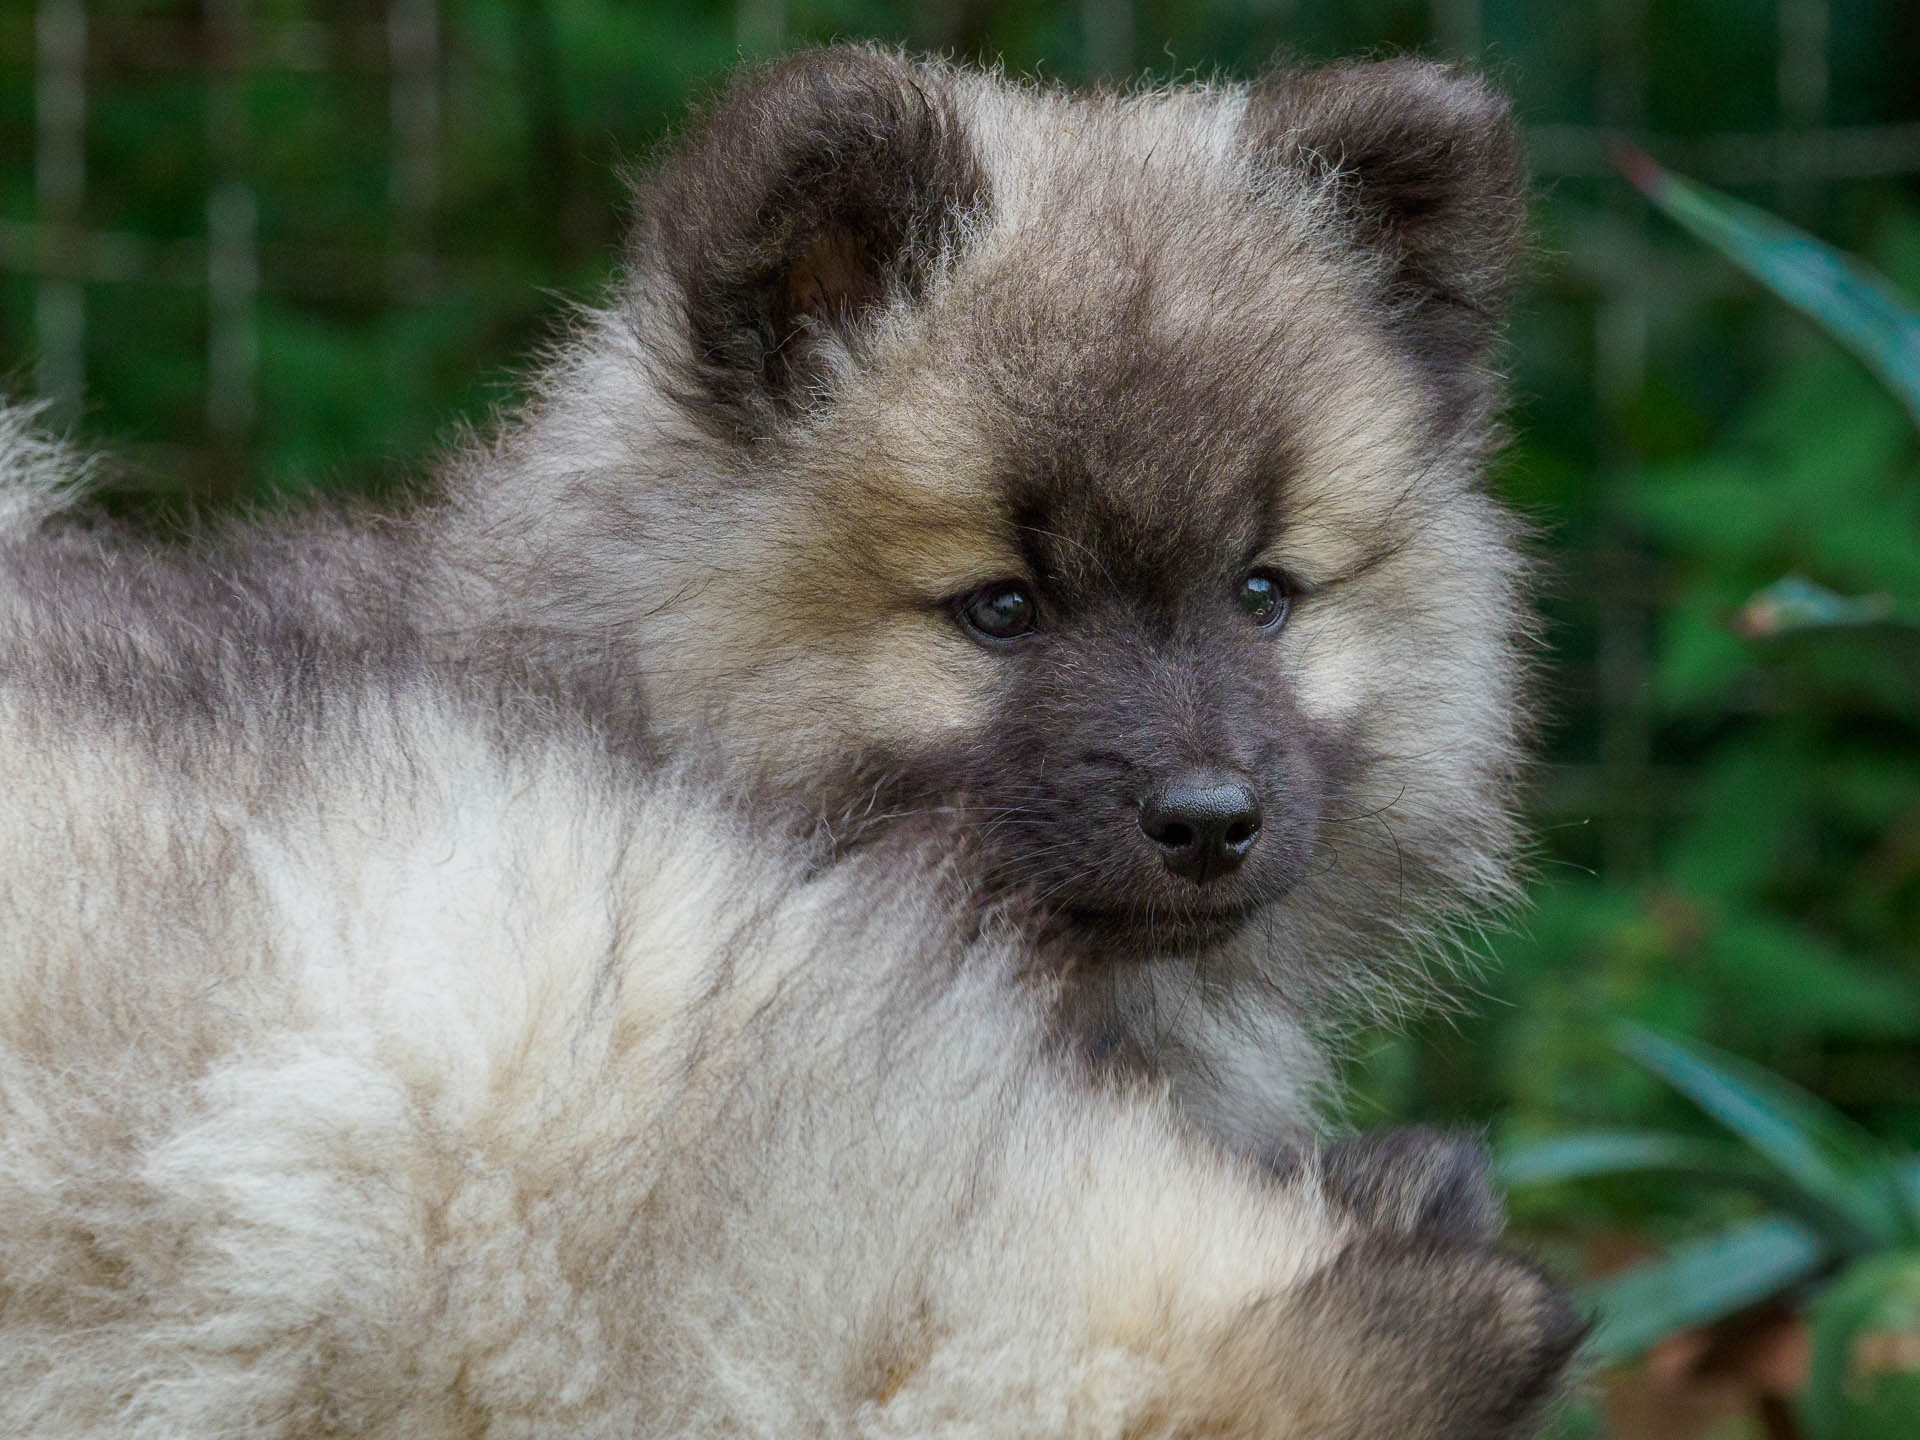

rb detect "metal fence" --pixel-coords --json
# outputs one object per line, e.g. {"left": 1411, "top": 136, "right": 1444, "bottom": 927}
{"left": 9, "top": 2, "right": 1918, "bottom": 440}
{"left": 10, "top": 1, "right": 440, "bottom": 441}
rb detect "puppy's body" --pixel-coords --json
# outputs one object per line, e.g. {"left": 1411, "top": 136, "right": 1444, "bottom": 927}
{"left": 4, "top": 50, "right": 1532, "bottom": 1154}
{"left": 0, "top": 538, "right": 1577, "bottom": 1437}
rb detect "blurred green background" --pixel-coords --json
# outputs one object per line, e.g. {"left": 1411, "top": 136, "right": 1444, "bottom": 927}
{"left": 4, "top": 3, "right": 1918, "bottom": 1436}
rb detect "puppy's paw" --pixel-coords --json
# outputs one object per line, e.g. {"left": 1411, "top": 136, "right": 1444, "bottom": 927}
{"left": 1277, "top": 1234, "right": 1586, "bottom": 1440}
{"left": 1319, "top": 1125, "right": 1504, "bottom": 1246}
{"left": 1248, "top": 1128, "right": 1581, "bottom": 1438}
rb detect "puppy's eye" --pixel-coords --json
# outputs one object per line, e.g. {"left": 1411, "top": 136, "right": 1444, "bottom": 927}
{"left": 955, "top": 582, "right": 1038, "bottom": 642}
{"left": 1239, "top": 570, "right": 1291, "bottom": 630}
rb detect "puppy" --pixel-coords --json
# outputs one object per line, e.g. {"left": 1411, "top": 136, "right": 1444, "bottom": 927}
{"left": 5, "top": 48, "right": 1534, "bottom": 1152}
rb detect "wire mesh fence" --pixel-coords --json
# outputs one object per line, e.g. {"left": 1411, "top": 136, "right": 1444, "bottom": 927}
{"left": 5, "top": 4, "right": 1913, "bottom": 438}
{"left": 5, "top": 3, "right": 1914, "bottom": 459}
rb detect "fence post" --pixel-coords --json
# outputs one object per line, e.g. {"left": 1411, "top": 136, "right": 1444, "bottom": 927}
{"left": 1777, "top": 0, "right": 1830, "bottom": 220}
{"left": 206, "top": 0, "right": 257, "bottom": 443}
{"left": 1431, "top": 0, "right": 1483, "bottom": 59}
{"left": 34, "top": 0, "right": 86, "bottom": 424}
{"left": 1594, "top": 0, "right": 1656, "bottom": 877}
{"left": 389, "top": 0, "right": 439, "bottom": 304}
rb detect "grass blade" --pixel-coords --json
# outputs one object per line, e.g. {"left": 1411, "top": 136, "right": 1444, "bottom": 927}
{"left": 1619, "top": 1026, "right": 1911, "bottom": 1249}
{"left": 1583, "top": 1215, "right": 1829, "bottom": 1363}
{"left": 1498, "top": 1130, "right": 1771, "bottom": 1188}
{"left": 1617, "top": 149, "right": 1920, "bottom": 428}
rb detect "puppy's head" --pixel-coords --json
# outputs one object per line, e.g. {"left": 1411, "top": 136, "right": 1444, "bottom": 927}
{"left": 608, "top": 47, "right": 1530, "bottom": 996}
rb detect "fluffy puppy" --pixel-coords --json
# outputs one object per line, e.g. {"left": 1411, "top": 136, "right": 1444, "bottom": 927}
{"left": 4, "top": 47, "right": 1534, "bottom": 1153}
{"left": 0, "top": 48, "right": 1575, "bottom": 1418}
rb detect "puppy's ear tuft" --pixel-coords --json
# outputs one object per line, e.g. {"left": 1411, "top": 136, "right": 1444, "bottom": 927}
{"left": 638, "top": 47, "right": 986, "bottom": 439}
{"left": 1245, "top": 59, "right": 1525, "bottom": 368}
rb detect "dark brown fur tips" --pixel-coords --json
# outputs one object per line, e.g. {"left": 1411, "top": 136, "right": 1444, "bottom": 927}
{"left": 1245, "top": 59, "right": 1527, "bottom": 385}
{"left": 644, "top": 48, "right": 988, "bottom": 436}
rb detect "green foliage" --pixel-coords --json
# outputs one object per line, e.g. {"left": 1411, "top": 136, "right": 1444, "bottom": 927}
{"left": 1615, "top": 1026, "right": 1914, "bottom": 1249}
{"left": 1507, "top": 1027, "right": 1920, "bottom": 1434}
{"left": 1584, "top": 1214, "right": 1828, "bottom": 1362}
{"left": 1621, "top": 151, "right": 1920, "bottom": 428}
{"left": 1400, "top": 203, "right": 1920, "bottom": 1181}
{"left": 1806, "top": 1251, "right": 1920, "bottom": 1440}
{"left": 1500, "top": 169, "right": 1920, "bottom": 1438}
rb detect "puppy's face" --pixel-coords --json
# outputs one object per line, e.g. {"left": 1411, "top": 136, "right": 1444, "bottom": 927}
{"left": 626, "top": 49, "right": 1529, "bottom": 965}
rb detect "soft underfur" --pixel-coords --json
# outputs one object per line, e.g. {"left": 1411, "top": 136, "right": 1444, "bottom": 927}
{"left": 0, "top": 551, "right": 1577, "bottom": 1437}
{"left": 2, "top": 48, "right": 1534, "bottom": 1155}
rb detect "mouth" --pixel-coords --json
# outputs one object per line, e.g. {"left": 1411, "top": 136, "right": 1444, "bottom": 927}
{"left": 1052, "top": 898, "right": 1265, "bottom": 956}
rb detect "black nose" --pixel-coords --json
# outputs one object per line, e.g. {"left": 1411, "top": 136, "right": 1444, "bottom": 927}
{"left": 1138, "top": 774, "right": 1262, "bottom": 884}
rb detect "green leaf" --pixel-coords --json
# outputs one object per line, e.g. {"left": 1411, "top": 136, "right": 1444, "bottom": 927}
{"left": 1732, "top": 575, "right": 1906, "bottom": 638}
{"left": 1802, "top": 1250, "right": 1920, "bottom": 1440}
{"left": 1702, "top": 915, "right": 1920, "bottom": 1042}
{"left": 1498, "top": 1130, "right": 1771, "bottom": 1189}
{"left": 1583, "top": 1214, "right": 1830, "bottom": 1363}
{"left": 1499, "top": 1124, "right": 1911, "bottom": 1240}
{"left": 1619, "top": 1026, "right": 1912, "bottom": 1249}
{"left": 1617, "top": 150, "right": 1920, "bottom": 428}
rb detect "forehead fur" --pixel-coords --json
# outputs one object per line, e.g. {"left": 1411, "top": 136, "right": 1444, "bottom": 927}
{"left": 786, "top": 73, "right": 1471, "bottom": 599}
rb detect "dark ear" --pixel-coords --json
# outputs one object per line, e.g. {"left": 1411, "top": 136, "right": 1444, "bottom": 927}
{"left": 639, "top": 47, "right": 986, "bottom": 439}
{"left": 1245, "top": 60, "right": 1525, "bottom": 367}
